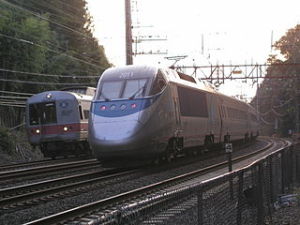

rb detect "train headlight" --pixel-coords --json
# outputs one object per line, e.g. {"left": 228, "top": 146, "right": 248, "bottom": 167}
{"left": 100, "top": 105, "right": 107, "bottom": 111}
{"left": 46, "top": 93, "right": 52, "bottom": 99}
{"left": 63, "top": 126, "right": 68, "bottom": 132}
{"left": 36, "top": 129, "right": 40, "bottom": 134}
{"left": 131, "top": 103, "right": 137, "bottom": 109}
{"left": 120, "top": 104, "right": 126, "bottom": 110}
{"left": 110, "top": 104, "right": 116, "bottom": 110}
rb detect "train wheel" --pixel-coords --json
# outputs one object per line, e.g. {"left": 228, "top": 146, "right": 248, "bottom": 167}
{"left": 153, "top": 157, "right": 162, "bottom": 165}
{"left": 165, "top": 138, "right": 180, "bottom": 162}
{"left": 204, "top": 135, "right": 214, "bottom": 149}
{"left": 244, "top": 133, "right": 249, "bottom": 143}
{"left": 166, "top": 152, "right": 175, "bottom": 163}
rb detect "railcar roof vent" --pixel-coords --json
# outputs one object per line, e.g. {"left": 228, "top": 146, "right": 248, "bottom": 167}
{"left": 177, "top": 72, "right": 196, "bottom": 83}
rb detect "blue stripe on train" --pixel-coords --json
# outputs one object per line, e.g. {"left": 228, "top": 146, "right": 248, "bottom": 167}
{"left": 92, "top": 95, "right": 159, "bottom": 117}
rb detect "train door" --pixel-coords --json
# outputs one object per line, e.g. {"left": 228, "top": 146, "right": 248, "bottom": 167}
{"left": 208, "top": 94, "right": 221, "bottom": 142}
{"left": 28, "top": 103, "right": 42, "bottom": 139}
{"left": 218, "top": 101, "right": 226, "bottom": 143}
{"left": 173, "top": 97, "right": 181, "bottom": 129}
{"left": 172, "top": 85, "right": 182, "bottom": 134}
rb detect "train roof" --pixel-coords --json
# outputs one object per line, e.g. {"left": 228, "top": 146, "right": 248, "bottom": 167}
{"left": 60, "top": 86, "right": 96, "bottom": 96}
{"left": 101, "top": 65, "right": 253, "bottom": 109}
{"left": 27, "top": 90, "right": 93, "bottom": 104}
{"left": 100, "top": 65, "right": 158, "bottom": 81}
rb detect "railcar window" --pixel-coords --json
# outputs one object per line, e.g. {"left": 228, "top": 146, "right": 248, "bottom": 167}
{"left": 84, "top": 110, "right": 89, "bottom": 119}
{"left": 150, "top": 70, "right": 166, "bottom": 95}
{"left": 227, "top": 107, "right": 247, "bottom": 120}
{"left": 41, "top": 103, "right": 57, "bottom": 124}
{"left": 123, "top": 79, "right": 148, "bottom": 99}
{"left": 97, "top": 79, "right": 150, "bottom": 100}
{"left": 97, "top": 81, "right": 123, "bottom": 100}
{"left": 79, "top": 105, "right": 83, "bottom": 120}
{"left": 177, "top": 86, "right": 208, "bottom": 117}
{"left": 29, "top": 102, "right": 57, "bottom": 125}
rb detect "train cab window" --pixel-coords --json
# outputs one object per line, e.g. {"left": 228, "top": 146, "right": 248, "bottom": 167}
{"left": 149, "top": 70, "right": 166, "bottom": 95}
{"left": 123, "top": 79, "right": 148, "bottom": 99}
{"left": 41, "top": 103, "right": 57, "bottom": 124}
{"left": 97, "top": 81, "right": 123, "bottom": 100}
{"left": 29, "top": 105, "right": 39, "bottom": 125}
{"left": 29, "top": 102, "right": 57, "bottom": 125}
{"left": 97, "top": 78, "right": 149, "bottom": 100}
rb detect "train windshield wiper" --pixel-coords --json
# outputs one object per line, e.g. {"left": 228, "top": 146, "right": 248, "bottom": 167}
{"left": 128, "top": 85, "right": 146, "bottom": 100}
{"left": 98, "top": 91, "right": 111, "bottom": 101}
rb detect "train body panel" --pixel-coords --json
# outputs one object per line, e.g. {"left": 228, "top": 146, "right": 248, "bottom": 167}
{"left": 88, "top": 65, "right": 259, "bottom": 165}
{"left": 26, "top": 88, "right": 94, "bottom": 158}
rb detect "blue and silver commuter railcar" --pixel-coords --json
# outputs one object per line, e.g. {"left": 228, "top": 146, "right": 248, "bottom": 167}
{"left": 26, "top": 87, "right": 95, "bottom": 158}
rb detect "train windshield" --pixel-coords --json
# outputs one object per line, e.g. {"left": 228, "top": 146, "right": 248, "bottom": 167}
{"left": 29, "top": 102, "right": 57, "bottom": 125}
{"left": 97, "top": 78, "right": 148, "bottom": 100}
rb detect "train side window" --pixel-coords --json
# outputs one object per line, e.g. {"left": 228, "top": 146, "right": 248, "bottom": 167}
{"left": 79, "top": 105, "right": 83, "bottom": 120}
{"left": 84, "top": 110, "right": 89, "bottom": 119}
{"left": 177, "top": 86, "right": 208, "bottom": 117}
{"left": 150, "top": 70, "right": 166, "bottom": 95}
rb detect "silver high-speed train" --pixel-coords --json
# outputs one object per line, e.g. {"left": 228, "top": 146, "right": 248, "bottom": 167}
{"left": 88, "top": 65, "right": 259, "bottom": 166}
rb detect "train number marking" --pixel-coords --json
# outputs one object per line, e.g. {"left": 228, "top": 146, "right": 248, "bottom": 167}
{"left": 119, "top": 72, "right": 134, "bottom": 79}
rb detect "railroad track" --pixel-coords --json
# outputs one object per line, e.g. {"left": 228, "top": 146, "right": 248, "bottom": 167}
{"left": 24, "top": 137, "right": 287, "bottom": 225}
{"left": 0, "top": 159, "right": 99, "bottom": 182}
{"left": 0, "top": 168, "right": 139, "bottom": 212}
{"left": 0, "top": 157, "right": 92, "bottom": 173}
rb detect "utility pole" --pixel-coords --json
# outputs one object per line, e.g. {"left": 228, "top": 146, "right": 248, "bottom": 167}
{"left": 295, "top": 77, "right": 300, "bottom": 133}
{"left": 125, "top": 0, "right": 133, "bottom": 65}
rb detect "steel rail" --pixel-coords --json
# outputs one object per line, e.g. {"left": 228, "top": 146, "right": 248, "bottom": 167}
{"left": 24, "top": 138, "right": 280, "bottom": 225}
{"left": 0, "top": 159, "right": 98, "bottom": 181}
{"left": 0, "top": 168, "right": 138, "bottom": 210}
{"left": 0, "top": 157, "right": 93, "bottom": 173}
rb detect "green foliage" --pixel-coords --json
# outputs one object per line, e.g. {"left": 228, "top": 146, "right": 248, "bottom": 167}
{"left": 0, "top": 126, "right": 15, "bottom": 153}
{"left": 253, "top": 24, "right": 300, "bottom": 136}
{"left": 0, "top": 0, "right": 111, "bottom": 127}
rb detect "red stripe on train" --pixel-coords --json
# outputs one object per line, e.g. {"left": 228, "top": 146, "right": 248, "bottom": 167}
{"left": 29, "top": 123, "right": 88, "bottom": 136}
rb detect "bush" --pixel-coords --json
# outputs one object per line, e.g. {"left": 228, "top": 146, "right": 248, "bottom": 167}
{"left": 0, "top": 126, "right": 16, "bottom": 154}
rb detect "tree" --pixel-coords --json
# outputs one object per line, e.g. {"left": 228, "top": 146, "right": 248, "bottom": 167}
{"left": 0, "top": 0, "right": 111, "bottom": 127}
{"left": 253, "top": 24, "right": 300, "bottom": 136}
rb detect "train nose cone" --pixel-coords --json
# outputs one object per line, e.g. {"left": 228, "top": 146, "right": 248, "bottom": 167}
{"left": 91, "top": 120, "right": 142, "bottom": 141}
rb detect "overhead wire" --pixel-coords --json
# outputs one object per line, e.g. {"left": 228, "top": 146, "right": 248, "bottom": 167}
{"left": 0, "top": 78, "right": 94, "bottom": 86}
{"left": 0, "top": 12, "right": 104, "bottom": 67}
{"left": 0, "top": 90, "right": 34, "bottom": 96}
{"left": 0, "top": 0, "right": 92, "bottom": 40}
{"left": 0, "top": 68, "right": 99, "bottom": 79}
{"left": 0, "top": 103, "right": 25, "bottom": 108}
{"left": 0, "top": 10, "right": 104, "bottom": 67}
{"left": 0, "top": 32, "right": 105, "bottom": 70}
{"left": 0, "top": 1, "right": 109, "bottom": 71}
{"left": 0, "top": 95, "right": 28, "bottom": 100}
{"left": 8, "top": 0, "right": 86, "bottom": 25}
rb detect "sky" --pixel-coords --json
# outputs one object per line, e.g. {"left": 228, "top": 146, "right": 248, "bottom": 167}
{"left": 87, "top": 0, "right": 300, "bottom": 100}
